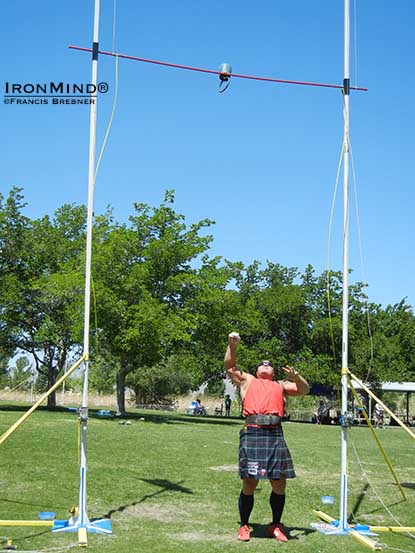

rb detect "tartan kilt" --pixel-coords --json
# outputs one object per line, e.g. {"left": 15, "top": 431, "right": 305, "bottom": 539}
{"left": 238, "top": 425, "right": 296, "bottom": 480}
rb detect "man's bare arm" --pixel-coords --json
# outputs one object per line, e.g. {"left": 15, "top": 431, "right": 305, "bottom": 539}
{"left": 224, "top": 332, "right": 248, "bottom": 387}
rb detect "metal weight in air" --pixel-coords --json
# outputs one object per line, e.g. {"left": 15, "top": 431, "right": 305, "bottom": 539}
{"left": 218, "top": 62, "right": 232, "bottom": 93}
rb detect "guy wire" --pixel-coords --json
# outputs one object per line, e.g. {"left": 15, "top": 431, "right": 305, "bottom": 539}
{"left": 112, "top": 0, "right": 117, "bottom": 54}
{"left": 326, "top": 140, "right": 345, "bottom": 368}
{"left": 353, "top": 0, "right": 359, "bottom": 89}
{"left": 95, "top": 53, "right": 119, "bottom": 179}
{"left": 349, "top": 138, "right": 374, "bottom": 382}
{"left": 91, "top": 274, "right": 99, "bottom": 355}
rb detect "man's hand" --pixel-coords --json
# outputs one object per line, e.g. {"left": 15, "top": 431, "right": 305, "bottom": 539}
{"left": 281, "top": 365, "right": 300, "bottom": 382}
{"left": 281, "top": 365, "right": 310, "bottom": 396}
{"left": 228, "top": 332, "right": 241, "bottom": 347}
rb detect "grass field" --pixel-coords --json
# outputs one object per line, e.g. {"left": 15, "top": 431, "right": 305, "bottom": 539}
{"left": 0, "top": 405, "right": 414, "bottom": 553}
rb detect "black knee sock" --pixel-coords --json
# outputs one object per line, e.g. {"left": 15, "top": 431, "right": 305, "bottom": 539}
{"left": 238, "top": 492, "right": 254, "bottom": 526}
{"left": 269, "top": 492, "right": 285, "bottom": 524}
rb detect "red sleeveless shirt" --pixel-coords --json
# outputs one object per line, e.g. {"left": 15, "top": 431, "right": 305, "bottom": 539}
{"left": 242, "top": 378, "right": 284, "bottom": 416}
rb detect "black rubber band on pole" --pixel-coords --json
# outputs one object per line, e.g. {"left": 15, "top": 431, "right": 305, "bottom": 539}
{"left": 343, "top": 78, "right": 350, "bottom": 95}
{"left": 92, "top": 42, "right": 99, "bottom": 61}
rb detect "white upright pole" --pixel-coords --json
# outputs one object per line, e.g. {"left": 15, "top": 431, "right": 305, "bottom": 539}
{"left": 52, "top": 3, "right": 110, "bottom": 539}
{"left": 78, "top": 0, "right": 100, "bottom": 544}
{"left": 339, "top": 0, "right": 351, "bottom": 533}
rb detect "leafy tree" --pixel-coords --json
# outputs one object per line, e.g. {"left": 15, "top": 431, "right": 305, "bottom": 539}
{"left": 366, "top": 300, "right": 415, "bottom": 383}
{"left": 0, "top": 187, "right": 30, "bottom": 359}
{"left": 93, "top": 191, "right": 220, "bottom": 414}
{"left": 0, "top": 189, "right": 87, "bottom": 407}
{"left": 2, "top": 186, "right": 414, "bottom": 412}
{"left": 88, "top": 353, "right": 118, "bottom": 395}
{"left": 127, "top": 353, "right": 197, "bottom": 404}
{"left": 0, "top": 351, "right": 9, "bottom": 388}
{"left": 300, "top": 265, "right": 377, "bottom": 389}
{"left": 227, "top": 261, "right": 311, "bottom": 374}
{"left": 7, "top": 355, "right": 32, "bottom": 390}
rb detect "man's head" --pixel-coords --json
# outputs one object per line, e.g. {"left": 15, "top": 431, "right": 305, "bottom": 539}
{"left": 256, "top": 360, "right": 274, "bottom": 380}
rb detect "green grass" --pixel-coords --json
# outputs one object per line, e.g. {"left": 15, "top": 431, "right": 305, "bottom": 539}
{"left": 0, "top": 406, "right": 414, "bottom": 552}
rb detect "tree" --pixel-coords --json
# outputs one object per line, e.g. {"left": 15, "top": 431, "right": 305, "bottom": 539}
{"left": 0, "top": 189, "right": 87, "bottom": 407}
{"left": 127, "top": 353, "right": 197, "bottom": 404}
{"left": 8, "top": 356, "right": 32, "bottom": 390}
{"left": 2, "top": 186, "right": 413, "bottom": 411}
{"left": 0, "top": 187, "right": 30, "bottom": 360}
{"left": 225, "top": 261, "right": 311, "bottom": 375}
{"left": 88, "top": 353, "right": 118, "bottom": 395}
{"left": 0, "top": 351, "right": 10, "bottom": 388}
{"left": 299, "top": 265, "right": 379, "bottom": 389}
{"left": 366, "top": 300, "right": 415, "bottom": 383}
{"left": 93, "top": 191, "right": 219, "bottom": 414}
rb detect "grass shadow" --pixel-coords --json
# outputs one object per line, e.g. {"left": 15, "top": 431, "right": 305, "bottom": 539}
{"left": 126, "top": 411, "right": 244, "bottom": 426}
{"left": 348, "top": 483, "right": 370, "bottom": 523}
{"left": 0, "top": 403, "right": 39, "bottom": 413}
{"left": 357, "top": 497, "right": 407, "bottom": 517}
{"left": 398, "top": 482, "right": 415, "bottom": 490}
{"left": 0, "top": 497, "right": 67, "bottom": 510}
{"left": 99, "top": 478, "right": 193, "bottom": 520}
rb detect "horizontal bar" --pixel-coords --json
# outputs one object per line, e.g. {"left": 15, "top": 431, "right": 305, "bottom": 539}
{"left": 0, "top": 520, "right": 54, "bottom": 527}
{"left": 313, "top": 509, "right": 336, "bottom": 523}
{"left": 370, "top": 526, "right": 415, "bottom": 533}
{"left": 349, "top": 529, "right": 382, "bottom": 551}
{"left": 68, "top": 45, "right": 368, "bottom": 92}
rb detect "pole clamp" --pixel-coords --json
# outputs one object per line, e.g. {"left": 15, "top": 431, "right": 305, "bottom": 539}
{"left": 339, "top": 412, "right": 353, "bottom": 427}
{"left": 79, "top": 407, "right": 89, "bottom": 422}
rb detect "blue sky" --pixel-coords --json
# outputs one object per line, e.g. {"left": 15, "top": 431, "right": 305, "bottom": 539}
{"left": 1, "top": 1, "right": 414, "bottom": 308}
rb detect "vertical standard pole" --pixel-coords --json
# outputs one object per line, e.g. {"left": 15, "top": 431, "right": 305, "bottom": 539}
{"left": 78, "top": 0, "right": 100, "bottom": 544}
{"left": 339, "top": 0, "right": 351, "bottom": 533}
{"left": 406, "top": 392, "right": 409, "bottom": 425}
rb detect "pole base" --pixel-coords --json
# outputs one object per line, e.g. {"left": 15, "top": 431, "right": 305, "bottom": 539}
{"left": 312, "top": 510, "right": 382, "bottom": 550}
{"left": 52, "top": 517, "right": 112, "bottom": 546}
{"left": 53, "top": 518, "right": 112, "bottom": 534}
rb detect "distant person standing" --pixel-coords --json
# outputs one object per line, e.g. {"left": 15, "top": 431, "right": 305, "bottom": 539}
{"left": 225, "top": 394, "right": 232, "bottom": 417}
{"left": 224, "top": 331, "right": 310, "bottom": 542}
{"left": 375, "top": 402, "right": 384, "bottom": 428}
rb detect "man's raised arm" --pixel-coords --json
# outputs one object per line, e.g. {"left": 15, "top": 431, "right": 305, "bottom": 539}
{"left": 224, "top": 332, "right": 244, "bottom": 386}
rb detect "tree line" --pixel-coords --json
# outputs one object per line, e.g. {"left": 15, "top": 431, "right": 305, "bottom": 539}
{"left": 1, "top": 187, "right": 414, "bottom": 414}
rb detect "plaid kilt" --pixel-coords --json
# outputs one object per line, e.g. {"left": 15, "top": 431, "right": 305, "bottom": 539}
{"left": 238, "top": 425, "right": 296, "bottom": 480}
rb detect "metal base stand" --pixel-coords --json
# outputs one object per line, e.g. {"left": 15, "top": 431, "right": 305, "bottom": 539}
{"left": 313, "top": 510, "right": 382, "bottom": 550}
{"left": 53, "top": 516, "right": 112, "bottom": 547}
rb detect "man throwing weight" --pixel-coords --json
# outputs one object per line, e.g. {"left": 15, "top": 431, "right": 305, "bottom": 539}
{"left": 224, "top": 331, "right": 309, "bottom": 542}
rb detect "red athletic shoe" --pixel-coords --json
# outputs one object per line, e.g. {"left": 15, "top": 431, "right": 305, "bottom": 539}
{"left": 238, "top": 525, "right": 251, "bottom": 541}
{"left": 269, "top": 523, "right": 288, "bottom": 542}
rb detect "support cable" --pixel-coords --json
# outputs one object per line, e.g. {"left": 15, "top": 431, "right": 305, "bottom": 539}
{"left": 349, "top": 137, "right": 374, "bottom": 382}
{"left": 111, "top": 0, "right": 117, "bottom": 54}
{"left": 353, "top": 0, "right": 359, "bottom": 89}
{"left": 95, "top": 54, "right": 119, "bottom": 179}
{"left": 326, "top": 139, "right": 345, "bottom": 366}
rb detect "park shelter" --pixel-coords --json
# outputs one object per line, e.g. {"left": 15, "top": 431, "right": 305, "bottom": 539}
{"left": 351, "top": 381, "right": 415, "bottom": 425}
